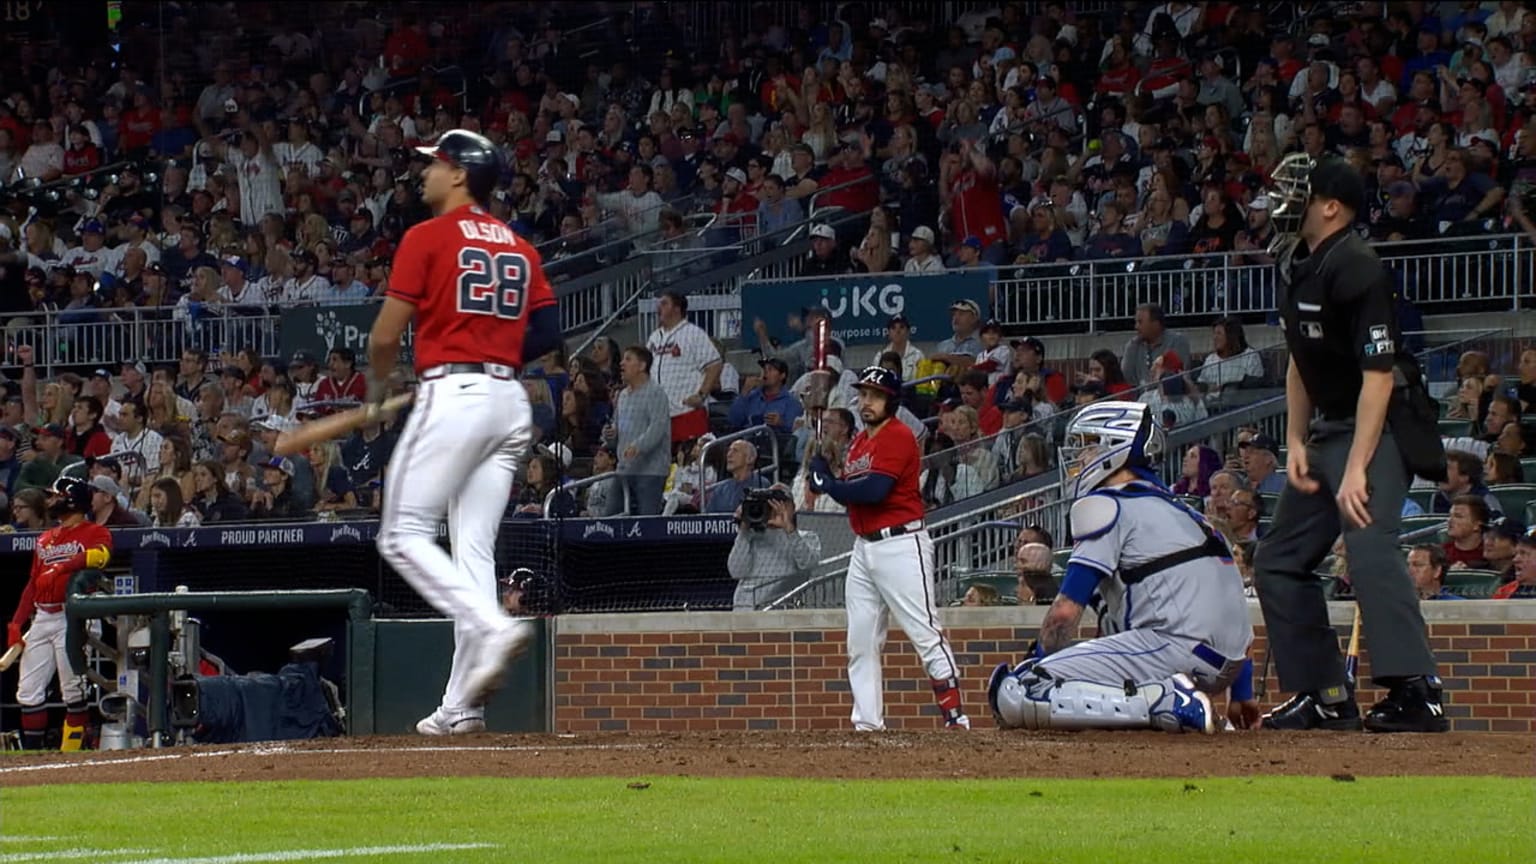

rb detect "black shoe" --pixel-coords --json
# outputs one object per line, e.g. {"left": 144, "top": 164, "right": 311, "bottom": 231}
{"left": 1364, "top": 676, "right": 1451, "bottom": 733}
{"left": 1260, "top": 692, "right": 1363, "bottom": 731}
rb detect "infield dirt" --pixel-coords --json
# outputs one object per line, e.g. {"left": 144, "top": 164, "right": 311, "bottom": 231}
{"left": 1, "top": 730, "right": 1530, "bottom": 786}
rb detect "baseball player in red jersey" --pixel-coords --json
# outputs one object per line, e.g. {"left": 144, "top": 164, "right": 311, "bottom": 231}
{"left": 369, "top": 130, "right": 562, "bottom": 735}
{"left": 7, "top": 477, "right": 112, "bottom": 750}
{"left": 809, "top": 367, "right": 969, "bottom": 730}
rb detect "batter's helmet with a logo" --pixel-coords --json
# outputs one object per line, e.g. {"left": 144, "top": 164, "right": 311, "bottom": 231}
{"left": 853, "top": 366, "right": 902, "bottom": 418}
{"left": 415, "top": 129, "right": 503, "bottom": 205}
{"left": 48, "top": 475, "right": 93, "bottom": 515}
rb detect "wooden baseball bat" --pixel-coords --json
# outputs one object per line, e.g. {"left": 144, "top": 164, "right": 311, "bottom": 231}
{"left": 0, "top": 641, "right": 23, "bottom": 672}
{"left": 274, "top": 393, "right": 414, "bottom": 457}
{"left": 1344, "top": 603, "right": 1363, "bottom": 688}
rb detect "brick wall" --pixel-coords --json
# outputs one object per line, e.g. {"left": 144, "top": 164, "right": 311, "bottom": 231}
{"left": 552, "top": 605, "right": 1536, "bottom": 733}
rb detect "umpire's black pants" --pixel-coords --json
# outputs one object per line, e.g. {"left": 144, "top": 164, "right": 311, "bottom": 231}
{"left": 1252, "top": 421, "right": 1438, "bottom": 693}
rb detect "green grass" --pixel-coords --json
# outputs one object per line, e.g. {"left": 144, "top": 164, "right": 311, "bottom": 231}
{"left": 2, "top": 777, "right": 1531, "bottom": 863}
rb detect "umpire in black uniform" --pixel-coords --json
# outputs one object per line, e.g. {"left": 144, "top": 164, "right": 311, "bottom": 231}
{"left": 1252, "top": 157, "right": 1449, "bottom": 733}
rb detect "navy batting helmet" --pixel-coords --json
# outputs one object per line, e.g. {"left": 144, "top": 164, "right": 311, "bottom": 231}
{"left": 854, "top": 365, "right": 902, "bottom": 398}
{"left": 415, "top": 129, "right": 502, "bottom": 204}
{"left": 48, "top": 475, "right": 93, "bottom": 515}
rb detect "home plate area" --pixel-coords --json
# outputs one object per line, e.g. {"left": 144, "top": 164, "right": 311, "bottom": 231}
{"left": 1, "top": 730, "right": 1530, "bottom": 786}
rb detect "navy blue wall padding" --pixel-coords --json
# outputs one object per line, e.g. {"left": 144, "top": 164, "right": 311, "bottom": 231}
{"left": 192, "top": 663, "right": 340, "bottom": 743}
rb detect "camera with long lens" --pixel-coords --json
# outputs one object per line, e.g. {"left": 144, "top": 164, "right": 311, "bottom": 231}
{"left": 740, "top": 487, "right": 792, "bottom": 532}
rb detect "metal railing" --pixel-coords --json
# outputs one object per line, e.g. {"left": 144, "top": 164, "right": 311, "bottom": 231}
{"left": 546, "top": 471, "right": 630, "bottom": 518}
{"left": 988, "top": 233, "right": 1529, "bottom": 331}
{"left": 695, "top": 424, "right": 783, "bottom": 512}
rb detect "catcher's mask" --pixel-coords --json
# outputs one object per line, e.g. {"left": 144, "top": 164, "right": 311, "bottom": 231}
{"left": 1265, "top": 151, "right": 1315, "bottom": 248}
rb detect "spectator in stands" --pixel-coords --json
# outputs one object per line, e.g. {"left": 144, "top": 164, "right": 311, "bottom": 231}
{"left": 1497, "top": 421, "right": 1533, "bottom": 458}
{"left": 134, "top": 435, "right": 194, "bottom": 513}
{"left": 1013, "top": 200, "right": 1075, "bottom": 263}
{"left": 514, "top": 452, "right": 573, "bottom": 518}
{"left": 995, "top": 337, "right": 1068, "bottom": 408}
{"left": 1407, "top": 544, "right": 1461, "bottom": 600}
{"left": 1483, "top": 516, "right": 1522, "bottom": 583}
{"left": 307, "top": 441, "right": 356, "bottom": 514}
{"left": 582, "top": 446, "right": 623, "bottom": 518}
{"left": 1418, "top": 147, "right": 1505, "bottom": 228}
{"left": 8, "top": 487, "right": 48, "bottom": 532}
{"left": 88, "top": 476, "right": 142, "bottom": 527}
{"left": 1143, "top": 352, "right": 1207, "bottom": 429}
{"left": 1227, "top": 488, "right": 1264, "bottom": 543}
{"left": 175, "top": 348, "right": 213, "bottom": 403}
{"left": 1433, "top": 449, "right": 1505, "bottom": 515}
{"left": 248, "top": 458, "right": 307, "bottom": 522}
{"left": 730, "top": 358, "right": 802, "bottom": 435}
{"left": 939, "top": 405, "right": 999, "bottom": 491}
{"left": 1444, "top": 494, "right": 1494, "bottom": 569}
{"left": 851, "top": 224, "right": 899, "bottom": 274}
{"left": 187, "top": 460, "right": 247, "bottom": 523}
{"left": 754, "top": 305, "right": 833, "bottom": 382}
{"left": 608, "top": 345, "right": 671, "bottom": 517}
{"left": 558, "top": 388, "right": 597, "bottom": 459}
{"left": 1514, "top": 348, "right": 1536, "bottom": 413}
{"left": 1121, "top": 303, "right": 1192, "bottom": 387}
{"left": 1173, "top": 445, "right": 1222, "bottom": 498}
{"left": 727, "top": 487, "right": 822, "bottom": 610}
{"left": 957, "top": 371, "right": 1002, "bottom": 437}
{"left": 1495, "top": 530, "right": 1536, "bottom": 598}
{"left": 801, "top": 223, "right": 850, "bottom": 277}
{"left": 970, "top": 321, "right": 1011, "bottom": 389}
{"left": 218, "top": 430, "right": 256, "bottom": 501}
{"left": 1013, "top": 431, "right": 1053, "bottom": 482}
{"left": 706, "top": 440, "right": 769, "bottom": 514}
{"left": 314, "top": 348, "right": 366, "bottom": 403}
{"left": 65, "top": 396, "right": 113, "bottom": 460}
{"left": 931, "top": 299, "right": 983, "bottom": 373}
{"left": 1078, "top": 349, "right": 1133, "bottom": 396}
{"left": 646, "top": 290, "right": 723, "bottom": 446}
{"left": 1482, "top": 394, "right": 1521, "bottom": 445}
{"left": 1447, "top": 374, "right": 1491, "bottom": 426}
{"left": 755, "top": 174, "right": 804, "bottom": 236}
{"left": 1239, "top": 433, "right": 1287, "bottom": 495}
{"left": 1198, "top": 317, "right": 1265, "bottom": 398}
{"left": 880, "top": 314, "right": 925, "bottom": 381}
{"left": 1206, "top": 469, "right": 1242, "bottom": 527}
{"left": 144, "top": 475, "right": 198, "bottom": 528}
{"left": 1486, "top": 450, "right": 1525, "bottom": 486}
{"left": 1082, "top": 200, "right": 1143, "bottom": 260}
{"left": 902, "top": 226, "right": 945, "bottom": 274}
{"left": 108, "top": 400, "right": 163, "bottom": 488}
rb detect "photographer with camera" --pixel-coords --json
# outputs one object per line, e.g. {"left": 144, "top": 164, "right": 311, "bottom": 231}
{"left": 727, "top": 485, "right": 822, "bottom": 611}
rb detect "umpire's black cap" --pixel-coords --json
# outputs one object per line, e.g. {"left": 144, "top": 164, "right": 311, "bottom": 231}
{"left": 1308, "top": 157, "right": 1366, "bottom": 215}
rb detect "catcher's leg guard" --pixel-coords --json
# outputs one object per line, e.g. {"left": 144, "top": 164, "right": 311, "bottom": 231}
{"left": 991, "top": 664, "right": 1205, "bottom": 733}
{"left": 61, "top": 700, "right": 89, "bottom": 752}
{"left": 19, "top": 705, "right": 47, "bottom": 750}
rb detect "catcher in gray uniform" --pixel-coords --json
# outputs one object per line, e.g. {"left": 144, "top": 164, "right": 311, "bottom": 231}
{"left": 987, "top": 402, "right": 1257, "bottom": 733}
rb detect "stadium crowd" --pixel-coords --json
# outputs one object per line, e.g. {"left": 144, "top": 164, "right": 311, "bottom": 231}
{"left": 0, "top": 2, "right": 1535, "bottom": 552}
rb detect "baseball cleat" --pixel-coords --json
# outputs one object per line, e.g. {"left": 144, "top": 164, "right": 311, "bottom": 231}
{"left": 1165, "top": 674, "right": 1215, "bottom": 735}
{"left": 946, "top": 714, "right": 972, "bottom": 730}
{"left": 1363, "top": 677, "right": 1450, "bottom": 733}
{"left": 416, "top": 709, "right": 487, "bottom": 736}
{"left": 463, "top": 619, "right": 537, "bottom": 703}
{"left": 1260, "top": 692, "right": 1363, "bottom": 731}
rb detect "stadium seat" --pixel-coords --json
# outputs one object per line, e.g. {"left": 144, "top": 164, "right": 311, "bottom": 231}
{"left": 1489, "top": 485, "right": 1536, "bottom": 521}
{"left": 1174, "top": 495, "right": 1203, "bottom": 511}
{"left": 1259, "top": 492, "right": 1280, "bottom": 512}
{"left": 1400, "top": 514, "right": 1446, "bottom": 538}
{"left": 1443, "top": 569, "right": 1502, "bottom": 598}
{"left": 1522, "top": 458, "right": 1536, "bottom": 481}
{"left": 1437, "top": 419, "right": 1474, "bottom": 438}
{"left": 1051, "top": 548, "right": 1071, "bottom": 572}
{"left": 1406, "top": 487, "right": 1439, "bottom": 513}
{"left": 1437, "top": 400, "right": 1451, "bottom": 418}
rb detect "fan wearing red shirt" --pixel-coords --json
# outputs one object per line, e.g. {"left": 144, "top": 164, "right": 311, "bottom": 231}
{"left": 370, "top": 129, "right": 560, "bottom": 735}
{"left": 65, "top": 395, "right": 114, "bottom": 459}
{"left": 313, "top": 348, "right": 369, "bottom": 403}
{"left": 819, "top": 141, "right": 879, "bottom": 212}
{"left": 807, "top": 366, "right": 969, "bottom": 732}
{"left": 8, "top": 477, "right": 112, "bottom": 751}
{"left": 942, "top": 140, "right": 1008, "bottom": 254}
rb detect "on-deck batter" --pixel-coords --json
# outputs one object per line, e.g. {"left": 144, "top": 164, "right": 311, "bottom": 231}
{"left": 808, "top": 366, "right": 969, "bottom": 730}
{"left": 369, "top": 130, "right": 564, "bottom": 735}
{"left": 987, "top": 402, "right": 1255, "bottom": 734}
{"left": 7, "top": 476, "right": 112, "bottom": 750}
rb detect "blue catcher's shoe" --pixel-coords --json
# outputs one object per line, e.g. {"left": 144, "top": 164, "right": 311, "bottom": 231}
{"left": 1164, "top": 674, "right": 1216, "bottom": 735}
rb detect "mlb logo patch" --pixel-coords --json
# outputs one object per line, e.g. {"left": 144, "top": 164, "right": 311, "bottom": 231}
{"left": 1301, "top": 322, "right": 1324, "bottom": 339}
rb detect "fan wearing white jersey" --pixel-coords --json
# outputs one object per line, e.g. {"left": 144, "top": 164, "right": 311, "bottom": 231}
{"left": 987, "top": 402, "right": 1257, "bottom": 734}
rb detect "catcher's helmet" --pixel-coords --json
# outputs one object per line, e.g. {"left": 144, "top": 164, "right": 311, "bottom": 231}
{"left": 48, "top": 475, "right": 94, "bottom": 514}
{"left": 415, "top": 129, "right": 502, "bottom": 204}
{"left": 1058, "top": 401, "right": 1166, "bottom": 499}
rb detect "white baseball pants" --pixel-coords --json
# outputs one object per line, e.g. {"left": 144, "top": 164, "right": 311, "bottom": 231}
{"left": 16, "top": 610, "right": 83, "bottom": 706}
{"left": 377, "top": 371, "right": 533, "bottom": 715}
{"left": 845, "top": 530, "right": 960, "bottom": 731}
